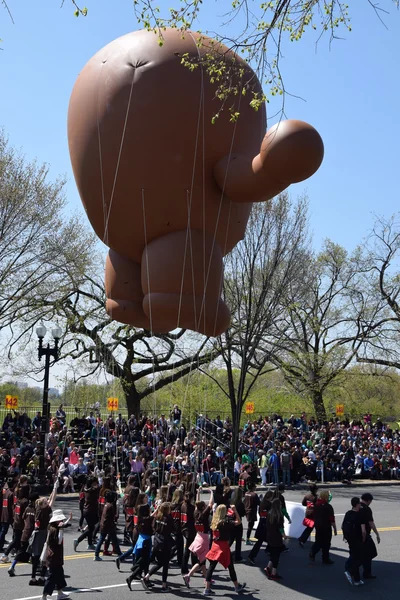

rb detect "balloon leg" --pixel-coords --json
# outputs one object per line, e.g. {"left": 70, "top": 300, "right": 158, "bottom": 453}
{"left": 105, "top": 249, "right": 152, "bottom": 329}
{"left": 141, "top": 230, "right": 230, "bottom": 336}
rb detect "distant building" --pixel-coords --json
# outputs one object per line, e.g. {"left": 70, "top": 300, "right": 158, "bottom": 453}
{"left": 48, "top": 388, "right": 60, "bottom": 397}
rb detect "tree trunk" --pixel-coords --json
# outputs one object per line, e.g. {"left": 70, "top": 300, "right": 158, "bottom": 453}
{"left": 122, "top": 380, "right": 141, "bottom": 417}
{"left": 311, "top": 390, "right": 326, "bottom": 421}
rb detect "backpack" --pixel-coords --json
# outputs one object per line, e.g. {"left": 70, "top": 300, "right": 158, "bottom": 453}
{"left": 341, "top": 512, "right": 357, "bottom": 542}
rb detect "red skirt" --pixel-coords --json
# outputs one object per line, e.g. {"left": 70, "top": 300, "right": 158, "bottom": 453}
{"left": 303, "top": 517, "right": 314, "bottom": 528}
{"left": 206, "top": 540, "right": 231, "bottom": 569}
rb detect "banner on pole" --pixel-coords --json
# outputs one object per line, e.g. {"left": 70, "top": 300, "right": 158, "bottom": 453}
{"left": 5, "top": 395, "right": 18, "bottom": 410}
{"left": 107, "top": 397, "right": 119, "bottom": 411}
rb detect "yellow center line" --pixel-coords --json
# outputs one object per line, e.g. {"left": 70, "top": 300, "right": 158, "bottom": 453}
{"left": 0, "top": 553, "right": 94, "bottom": 568}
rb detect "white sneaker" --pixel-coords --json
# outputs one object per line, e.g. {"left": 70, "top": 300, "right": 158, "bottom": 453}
{"left": 57, "top": 593, "right": 70, "bottom": 599}
{"left": 354, "top": 580, "right": 364, "bottom": 586}
{"left": 344, "top": 571, "right": 353, "bottom": 585}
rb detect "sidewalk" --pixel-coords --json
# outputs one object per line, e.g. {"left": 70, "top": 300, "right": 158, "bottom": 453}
{"left": 257, "top": 479, "right": 400, "bottom": 491}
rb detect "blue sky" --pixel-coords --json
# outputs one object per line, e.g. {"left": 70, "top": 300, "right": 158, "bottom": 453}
{"left": 1, "top": 0, "right": 399, "bottom": 253}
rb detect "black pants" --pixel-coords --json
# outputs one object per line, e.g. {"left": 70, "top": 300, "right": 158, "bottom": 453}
{"left": 31, "top": 555, "right": 47, "bottom": 579}
{"left": 311, "top": 529, "right": 332, "bottom": 562}
{"left": 181, "top": 533, "right": 195, "bottom": 575}
{"left": 206, "top": 554, "right": 237, "bottom": 583}
{"left": 14, "top": 541, "right": 30, "bottom": 563}
{"left": 148, "top": 546, "right": 171, "bottom": 583}
{"left": 0, "top": 522, "right": 10, "bottom": 550}
{"left": 249, "top": 538, "right": 264, "bottom": 561}
{"left": 173, "top": 532, "right": 183, "bottom": 565}
{"left": 269, "top": 546, "right": 281, "bottom": 569}
{"left": 246, "top": 519, "right": 255, "bottom": 540}
{"left": 233, "top": 524, "right": 243, "bottom": 560}
{"left": 77, "top": 513, "right": 98, "bottom": 546}
{"left": 363, "top": 535, "right": 377, "bottom": 577}
{"left": 43, "top": 566, "right": 67, "bottom": 595}
{"left": 346, "top": 542, "right": 363, "bottom": 582}
{"left": 5, "top": 529, "right": 22, "bottom": 556}
{"left": 299, "top": 526, "right": 313, "bottom": 543}
{"left": 128, "top": 545, "right": 151, "bottom": 581}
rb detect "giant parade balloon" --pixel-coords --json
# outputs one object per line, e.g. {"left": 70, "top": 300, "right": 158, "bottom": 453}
{"left": 68, "top": 28, "right": 324, "bottom": 337}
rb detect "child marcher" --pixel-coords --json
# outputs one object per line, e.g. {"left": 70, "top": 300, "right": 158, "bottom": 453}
{"left": 264, "top": 498, "right": 288, "bottom": 580}
{"left": 41, "top": 509, "right": 72, "bottom": 600}
{"left": 183, "top": 489, "right": 214, "bottom": 587}
{"left": 309, "top": 490, "right": 337, "bottom": 564}
{"left": 203, "top": 504, "right": 246, "bottom": 596}
{"left": 141, "top": 502, "right": 174, "bottom": 591}
{"left": 94, "top": 491, "right": 122, "bottom": 561}
{"left": 126, "top": 503, "right": 153, "bottom": 590}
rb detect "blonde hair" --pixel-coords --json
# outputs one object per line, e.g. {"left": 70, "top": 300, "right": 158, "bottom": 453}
{"left": 211, "top": 504, "right": 227, "bottom": 530}
{"left": 319, "top": 490, "right": 330, "bottom": 502}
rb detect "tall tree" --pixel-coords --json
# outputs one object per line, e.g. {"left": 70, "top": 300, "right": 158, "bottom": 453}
{"left": 266, "top": 240, "right": 382, "bottom": 420}
{"left": 201, "top": 193, "right": 310, "bottom": 452}
{"left": 0, "top": 130, "right": 93, "bottom": 333}
{"left": 356, "top": 214, "right": 400, "bottom": 370}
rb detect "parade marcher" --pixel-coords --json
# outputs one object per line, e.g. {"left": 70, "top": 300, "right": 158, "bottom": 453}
{"left": 359, "top": 492, "right": 380, "bottom": 579}
{"left": 73, "top": 476, "right": 99, "bottom": 551}
{"left": 141, "top": 502, "right": 174, "bottom": 591}
{"left": 309, "top": 490, "right": 337, "bottom": 565}
{"left": 229, "top": 487, "right": 246, "bottom": 563}
{"left": 342, "top": 497, "right": 366, "bottom": 586}
{"left": 264, "top": 497, "right": 287, "bottom": 580}
{"left": 170, "top": 488, "right": 184, "bottom": 566}
{"left": 182, "top": 489, "right": 214, "bottom": 587}
{"left": 8, "top": 492, "right": 39, "bottom": 577}
{"left": 0, "top": 478, "right": 15, "bottom": 552}
{"left": 29, "top": 481, "right": 58, "bottom": 586}
{"left": 94, "top": 491, "right": 122, "bottom": 561}
{"left": 248, "top": 490, "right": 273, "bottom": 564}
{"left": 244, "top": 481, "right": 260, "bottom": 545}
{"left": 126, "top": 503, "right": 153, "bottom": 591}
{"left": 1, "top": 481, "right": 30, "bottom": 562}
{"left": 41, "top": 509, "right": 72, "bottom": 600}
{"left": 180, "top": 491, "right": 196, "bottom": 576}
{"left": 203, "top": 504, "right": 246, "bottom": 596}
{"left": 298, "top": 485, "right": 318, "bottom": 547}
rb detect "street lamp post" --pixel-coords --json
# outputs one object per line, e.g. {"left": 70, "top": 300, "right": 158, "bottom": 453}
{"left": 36, "top": 322, "right": 62, "bottom": 485}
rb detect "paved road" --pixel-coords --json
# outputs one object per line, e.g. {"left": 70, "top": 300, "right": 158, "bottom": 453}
{"left": 1, "top": 485, "right": 399, "bottom": 600}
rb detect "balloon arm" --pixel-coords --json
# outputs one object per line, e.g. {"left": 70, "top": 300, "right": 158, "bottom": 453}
{"left": 213, "top": 120, "right": 324, "bottom": 203}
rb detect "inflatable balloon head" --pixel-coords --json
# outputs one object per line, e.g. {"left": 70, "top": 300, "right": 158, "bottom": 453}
{"left": 68, "top": 28, "right": 324, "bottom": 336}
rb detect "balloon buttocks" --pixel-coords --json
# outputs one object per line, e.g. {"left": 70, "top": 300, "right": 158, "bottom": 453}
{"left": 68, "top": 28, "right": 324, "bottom": 337}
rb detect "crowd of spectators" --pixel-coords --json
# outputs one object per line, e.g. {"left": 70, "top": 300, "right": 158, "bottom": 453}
{"left": 1, "top": 402, "right": 399, "bottom": 491}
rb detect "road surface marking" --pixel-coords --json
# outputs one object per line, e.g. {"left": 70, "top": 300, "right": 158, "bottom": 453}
{"left": 13, "top": 581, "right": 140, "bottom": 600}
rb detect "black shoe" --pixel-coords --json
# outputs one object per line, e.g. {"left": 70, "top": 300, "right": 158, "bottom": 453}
{"left": 116, "top": 558, "right": 121, "bottom": 570}
{"left": 126, "top": 577, "right": 132, "bottom": 591}
{"left": 309, "top": 553, "right": 315, "bottom": 562}
{"left": 298, "top": 539, "right": 304, "bottom": 548}
{"left": 29, "top": 579, "right": 41, "bottom": 586}
{"left": 363, "top": 574, "right": 377, "bottom": 579}
{"left": 36, "top": 577, "right": 45, "bottom": 585}
{"left": 247, "top": 556, "right": 255, "bottom": 565}
{"left": 323, "top": 559, "right": 334, "bottom": 565}
{"left": 141, "top": 577, "right": 150, "bottom": 591}
{"left": 235, "top": 557, "right": 244, "bottom": 563}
